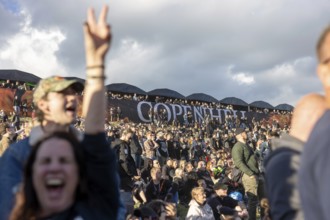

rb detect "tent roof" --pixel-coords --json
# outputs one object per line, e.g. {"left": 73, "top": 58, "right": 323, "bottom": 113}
{"left": 186, "top": 93, "right": 218, "bottom": 103}
{"left": 106, "top": 83, "right": 146, "bottom": 95}
{"left": 250, "top": 100, "right": 274, "bottom": 109}
{"left": 220, "top": 97, "right": 248, "bottom": 106}
{"left": 275, "top": 103, "right": 294, "bottom": 111}
{"left": 148, "top": 88, "right": 185, "bottom": 99}
{"left": 64, "top": 77, "right": 85, "bottom": 84}
{"left": 0, "top": 69, "right": 41, "bottom": 83}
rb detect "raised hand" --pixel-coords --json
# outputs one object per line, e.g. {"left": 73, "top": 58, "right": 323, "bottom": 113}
{"left": 82, "top": 5, "right": 110, "bottom": 132}
{"left": 83, "top": 5, "right": 112, "bottom": 66}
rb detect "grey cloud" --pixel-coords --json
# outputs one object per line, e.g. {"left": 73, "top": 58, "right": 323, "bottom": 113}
{"left": 2, "top": 0, "right": 330, "bottom": 106}
{"left": 0, "top": 4, "right": 22, "bottom": 41}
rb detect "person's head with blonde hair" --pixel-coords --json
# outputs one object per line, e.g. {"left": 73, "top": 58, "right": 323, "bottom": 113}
{"left": 174, "top": 168, "right": 184, "bottom": 178}
{"left": 179, "top": 160, "right": 186, "bottom": 170}
{"left": 191, "top": 187, "right": 206, "bottom": 205}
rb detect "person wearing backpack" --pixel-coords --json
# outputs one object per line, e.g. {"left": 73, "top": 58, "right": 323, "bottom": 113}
{"left": 231, "top": 127, "right": 260, "bottom": 220}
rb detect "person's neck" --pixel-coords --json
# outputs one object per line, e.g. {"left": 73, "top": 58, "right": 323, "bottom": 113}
{"left": 153, "top": 179, "right": 160, "bottom": 185}
{"left": 196, "top": 200, "right": 205, "bottom": 206}
{"left": 41, "top": 121, "right": 70, "bottom": 134}
{"left": 237, "top": 138, "right": 246, "bottom": 144}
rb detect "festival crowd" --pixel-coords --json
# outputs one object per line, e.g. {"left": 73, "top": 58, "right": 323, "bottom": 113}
{"left": 0, "top": 86, "right": 281, "bottom": 220}
{"left": 0, "top": 4, "right": 330, "bottom": 220}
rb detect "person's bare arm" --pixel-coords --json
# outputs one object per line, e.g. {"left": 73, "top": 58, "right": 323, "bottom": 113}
{"left": 82, "top": 5, "right": 111, "bottom": 133}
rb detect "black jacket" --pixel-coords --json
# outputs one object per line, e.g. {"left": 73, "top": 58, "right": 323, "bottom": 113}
{"left": 116, "top": 140, "right": 137, "bottom": 191}
{"left": 145, "top": 179, "right": 172, "bottom": 202}
{"left": 130, "top": 133, "right": 142, "bottom": 155}
{"left": 208, "top": 194, "right": 239, "bottom": 220}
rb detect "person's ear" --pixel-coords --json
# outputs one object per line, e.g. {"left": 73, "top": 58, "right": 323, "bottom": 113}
{"left": 317, "top": 64, "right": 330, "bottom": 88}
{"left": 37, "top": 99, "right": 50, "bottom": 114}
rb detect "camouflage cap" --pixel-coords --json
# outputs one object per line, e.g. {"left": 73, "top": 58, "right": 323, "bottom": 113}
{"left": 33, "top": 76, "right": 84, "bottom": 104}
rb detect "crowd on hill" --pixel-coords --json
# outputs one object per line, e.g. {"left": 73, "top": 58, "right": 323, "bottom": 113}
{"left": 0, "top": 80, "right": 34, "bottom": 91}
{"left": 0, "top": 99, "right": 284, "bottom": 219}
{"left": 0, "top": 77, "right": 289, "bottom": 219}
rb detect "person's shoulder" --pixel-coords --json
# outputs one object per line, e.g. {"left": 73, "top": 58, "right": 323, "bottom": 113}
{"left": 232, "top": 142, "right": 243, "bottom": 152}
{"left": 0, "top": 137, "right": 30, "bottom": 168}
{"left": 264, "top": 149, "right": 293, "bottom": 170}
{"left": 5, "top": 137, "right": 30, "bottom": 154}
{"left": 310, "top": 110, "right": 330, "bottom": 134}
{"left": 224, "top": 195, "right": 237, "bottom": 203}
{"left": 162, "top": 178, "right": 171, "bottom": 185}
{"left": 305, "top": 110, "right": 330, "bottom": 152}
{"left": 75, "top": 199, "right": 117, "bottom": 220}
{"left": 145, "top": 180, "right": 153, "bottom": 188}
{"left": 207, "top": 194, "right": 219, "bottom": 205}
{"left": 111, "top": 138, "right": 121, "bottom": 146}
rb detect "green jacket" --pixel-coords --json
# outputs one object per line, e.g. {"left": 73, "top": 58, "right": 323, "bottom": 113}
{"left": 231, "top": 141, "right": 259, "bottom": 176}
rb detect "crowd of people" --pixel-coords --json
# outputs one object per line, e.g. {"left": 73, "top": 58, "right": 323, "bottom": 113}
{"left": 0, "top": 88, "right": 281, "bottom": 219}
{"left": 108, "top": 92, "right": 292, "bottom": 116}
{"left": 0, "top": 80, "right": 33, "bottom": 91}
{"left": 0, "top": 91, "right": 280, "bottom": 220}
{"left": 0, "top": 3, "right": 330, "bottom": 220}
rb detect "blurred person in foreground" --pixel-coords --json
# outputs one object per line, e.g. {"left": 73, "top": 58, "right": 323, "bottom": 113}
{"left": 298, "top": 25, "right": 330, "bottom": 220}
{"left": 264, "top": 94, "right": 326, "bottom": 220}
{"left": 0, "top": 5, "right": 122, "bottom": 220}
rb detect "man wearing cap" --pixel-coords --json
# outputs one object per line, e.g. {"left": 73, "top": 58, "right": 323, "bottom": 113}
{"left": 0, "top": 6, "right": 122, "bottom": 220}
{"left": 208, "top": 182, "right": 248, "bottom": 220}
{"left": 231, "top": 127, "right": 259, "bottom": 220}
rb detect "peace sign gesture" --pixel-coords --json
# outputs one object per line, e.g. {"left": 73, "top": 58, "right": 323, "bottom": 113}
{"left": 83, "top": 5, "right": 112, "bottom": 66}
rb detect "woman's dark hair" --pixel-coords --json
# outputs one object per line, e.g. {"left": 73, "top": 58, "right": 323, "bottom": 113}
{"left": 10, "top": 132, "right": 88, "bottom": 220}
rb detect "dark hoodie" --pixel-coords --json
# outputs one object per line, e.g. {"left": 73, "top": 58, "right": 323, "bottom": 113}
{"left": 264, "top": 134, "right": 303, "bottom": 220}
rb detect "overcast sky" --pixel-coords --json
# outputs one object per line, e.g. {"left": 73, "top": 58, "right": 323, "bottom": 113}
{"left": 0, "top": 0, "right": 329, "bottom": 106}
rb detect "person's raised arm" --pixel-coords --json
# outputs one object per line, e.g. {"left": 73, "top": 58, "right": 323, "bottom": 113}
{"left": 82, "top": 5, "right": 111, "bottom": 134}
{"left": 80, "top": 6, "right": 122, "bottom": 219}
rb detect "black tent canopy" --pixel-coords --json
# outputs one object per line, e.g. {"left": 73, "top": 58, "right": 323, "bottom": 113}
{"left": 148, "top": 88, "right": 185, "bottom": 99}
{"left": 275, "top": 103, "right": 294, "bottom": 111}
{"left": 106, "top": 83, "right": 146, "bottom": 95}
{"left": 186, "top": 93, "right": 218, "bottom": 103}
{"left": 250, "top": 101, "right": 274, "bottom": 109}
{"left": 0, "top": 69, "right": 41, "bottom": 83}
{"left": 220, "top": 97, "right": 248, "bottom": 106}
{"left": 64, "top": 77, "right": 85, "bottom": 84}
